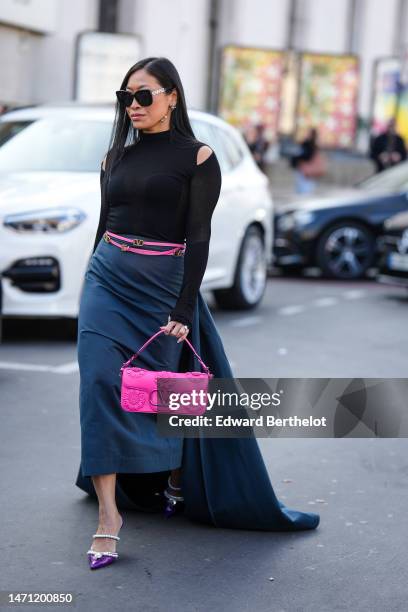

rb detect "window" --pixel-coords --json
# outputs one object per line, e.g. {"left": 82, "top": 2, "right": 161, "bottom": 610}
{"left": 206, "top": 125, "right": 234, "bottom": 174}
{"left": 0, "top": 120, "right": 33, "bottom": 147}
{"left": 0, "top": 118, "right": 112, "bottom": 172}
{"left": 357, "top": 160, "right": 408, "bottom": 193}
{"left": 218, "top": 128, "right": 243, "bottom": 169}
{"left": 191, "top": 120, "right": 231, "bottom": 174}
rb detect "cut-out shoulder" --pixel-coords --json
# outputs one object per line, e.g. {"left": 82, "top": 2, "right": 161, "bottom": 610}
{"left": 101, "top": 155, "right": 107, "bottom": 171}
{"left": 196, "top": 145, "right": 214, "bottom": 165}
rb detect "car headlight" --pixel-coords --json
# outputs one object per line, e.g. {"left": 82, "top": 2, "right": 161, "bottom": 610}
{"left": 3, "top": 207, "right": 86, "bottom": 233}
{"left": 292, "top": 210, "right": 315, "bottom": 226}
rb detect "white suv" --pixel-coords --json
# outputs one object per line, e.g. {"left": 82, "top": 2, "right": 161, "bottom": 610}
{"left": 0, "top": 103, "right": 273, "bottom": 322}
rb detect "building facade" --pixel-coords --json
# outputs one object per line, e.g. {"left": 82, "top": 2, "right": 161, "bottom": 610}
{"left": 1, "top": 0, "right": 408, "bottom": 145}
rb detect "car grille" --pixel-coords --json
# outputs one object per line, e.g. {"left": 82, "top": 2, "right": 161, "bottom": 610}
{"left": 2, "top": 256, "right": 60, "bottom": 292}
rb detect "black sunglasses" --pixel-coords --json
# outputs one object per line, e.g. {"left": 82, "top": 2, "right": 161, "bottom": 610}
{"left": 116, "top": 87, "right": 174, "bottom": 108}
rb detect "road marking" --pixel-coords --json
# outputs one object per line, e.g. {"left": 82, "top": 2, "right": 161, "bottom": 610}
{"left": 0, "top": 288, "right": 371, "bottom": 374}
{"left": 277, "top": 289, "right": 367, "bottom": 317}
{"left": 52, "top": 361, "right": 79, "bottom": 374}
{"left": 278, "top": 305, "right": 306, "bottom": 315}
{"left": 313, "top": 297, "right": 339, "bottom": 307}
{"left": 342, "top": 290, "right": 366, "bottom": 299}
{"left": 0, "top": 360, "right": 79, "bottom": 374}
{"left": 230, "top": 315, "right": 263, "bottom": 327}
{"left": 0, "top": 361, "right": 54, "bottom": 372}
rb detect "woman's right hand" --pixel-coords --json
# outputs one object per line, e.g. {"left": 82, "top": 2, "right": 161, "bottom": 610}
{"left": 160, "top": 316, "right": 190, "bottom": 343}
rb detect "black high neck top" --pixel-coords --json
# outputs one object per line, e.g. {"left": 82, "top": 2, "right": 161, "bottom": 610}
{"left": 92, "top": 128, "right": 222, "bottom": 328}
{"left": 138, "top": 128, "right": 172, "bottom": 140}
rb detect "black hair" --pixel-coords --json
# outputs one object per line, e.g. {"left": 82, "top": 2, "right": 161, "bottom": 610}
{"left": 102, "top": 56, "right": 199, "bottom": 186}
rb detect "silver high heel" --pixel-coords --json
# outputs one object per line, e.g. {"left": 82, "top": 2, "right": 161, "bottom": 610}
{"left": 163, "top": 475, "right": 185, "bottom": 518}
{"left": 87, "top": 530, "right": 122, "bottom": 570}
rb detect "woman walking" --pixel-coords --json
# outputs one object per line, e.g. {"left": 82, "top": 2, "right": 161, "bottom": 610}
{"left": 75, "top": 57, "right": 320, "bottom": 571}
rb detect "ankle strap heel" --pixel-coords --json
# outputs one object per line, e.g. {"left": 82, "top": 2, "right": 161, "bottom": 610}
{"left": 87, "top": 523, "right": 123, "bottom": 570}
{"left": 163, "top": 476, "right": 185, "bottom": 518}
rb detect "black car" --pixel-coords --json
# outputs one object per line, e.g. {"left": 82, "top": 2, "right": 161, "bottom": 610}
{"left": 376, "top": 210, "right": 408, "bottom": 289}
{"left": 274, "top": 161, "right": 408, "bottom": 279}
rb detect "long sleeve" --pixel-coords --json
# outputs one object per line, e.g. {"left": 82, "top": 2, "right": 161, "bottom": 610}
{"left": 169, "top": 150, "right": 222, "bottom": 328}
{"left": 92, "top": 163, "right": 108, "bottom": 254}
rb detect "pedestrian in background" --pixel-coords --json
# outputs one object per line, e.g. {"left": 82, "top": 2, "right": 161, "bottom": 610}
{"left": 290, "top": 127, "right": 327, "bottom": 194}
{"left": 369, "top": 118, "right": 407, "bottom": 173}
{"left": 245, "top": 123, "right": 270, "bottom": 172}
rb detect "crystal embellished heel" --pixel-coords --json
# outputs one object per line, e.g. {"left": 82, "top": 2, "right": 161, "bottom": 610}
{"left": 163, "top": 475, "right": 185, "bottom": 518}
{"left": 87, "top": 522, "right": 123, "bottom": 570}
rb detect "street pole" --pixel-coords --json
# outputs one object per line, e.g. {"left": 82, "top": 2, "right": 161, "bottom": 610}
{"left": 207, "top": 0, "right": 220, "bottom": 114}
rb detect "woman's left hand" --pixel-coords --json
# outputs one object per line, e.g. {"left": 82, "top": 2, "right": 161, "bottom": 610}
{"left": 160, "top": 316, "right": 190, "bottom": 343}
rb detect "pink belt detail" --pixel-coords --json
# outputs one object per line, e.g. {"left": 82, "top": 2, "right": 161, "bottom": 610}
{"left": 103, "top": 231, "right": 186, "bottom": 256}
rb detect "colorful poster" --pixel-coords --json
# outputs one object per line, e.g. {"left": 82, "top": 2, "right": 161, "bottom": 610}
{"left": 295, "top": 53, "right": 359, "bottom": 148}
{"left": 396, "top": 85, "right": 408, "bottom": 144}
{"left": 218, "top": 45, "right": 285, "bottom": 142}
{"left": 372, "top": 57, "right": 408, "bottom": 145}
{"left": 372, "top": 58, "right": 400, "bottom": 134}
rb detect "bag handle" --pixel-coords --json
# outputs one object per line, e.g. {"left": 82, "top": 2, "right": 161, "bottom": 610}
{"left": 120, "top": 329, "right": 211, "bottom": 375}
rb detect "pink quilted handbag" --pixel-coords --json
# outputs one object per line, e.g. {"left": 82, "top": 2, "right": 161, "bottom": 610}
{"left": 120, "top": 329, "right": 213, "bottom": 415}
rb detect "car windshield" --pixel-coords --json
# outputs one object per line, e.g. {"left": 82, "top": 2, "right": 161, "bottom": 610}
{"left": 0, "top": 118, "right": 112, "bottom": 172}
{"left": 357, "top": 161, "right": 408, "bottom": 192}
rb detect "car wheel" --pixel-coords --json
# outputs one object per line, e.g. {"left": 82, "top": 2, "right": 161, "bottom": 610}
{"left": 316, "top": 221, "right": 375, "bottom": 279}
{"left": 213, "top": 225, "right": 267, "bottom": 310}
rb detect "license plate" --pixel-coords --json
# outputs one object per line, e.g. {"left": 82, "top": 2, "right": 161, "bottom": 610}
{"left": 388, "top": 252, "right": 408, "bottom": 271}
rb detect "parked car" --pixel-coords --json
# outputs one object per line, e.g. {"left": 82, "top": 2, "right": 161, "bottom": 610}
{"left": 0, "top": 103, "right": 273, "bottom": 328}
{"left": 273, "top": 161, "right": 408, "bottom": 279}
{"left": 376, "top": 210, "right": 408, "bottom": 290}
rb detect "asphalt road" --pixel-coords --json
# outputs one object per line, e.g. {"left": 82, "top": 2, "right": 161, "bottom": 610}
{"left": 0, "top": 274, "right": 407, "bottom": 612}
{"left": 220, "top": 272, "right": 408, "bottom": 378}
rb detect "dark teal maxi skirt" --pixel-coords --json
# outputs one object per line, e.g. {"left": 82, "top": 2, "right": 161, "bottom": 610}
{"left": 75, "top": 233, "right": 320, "bottom": 531}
